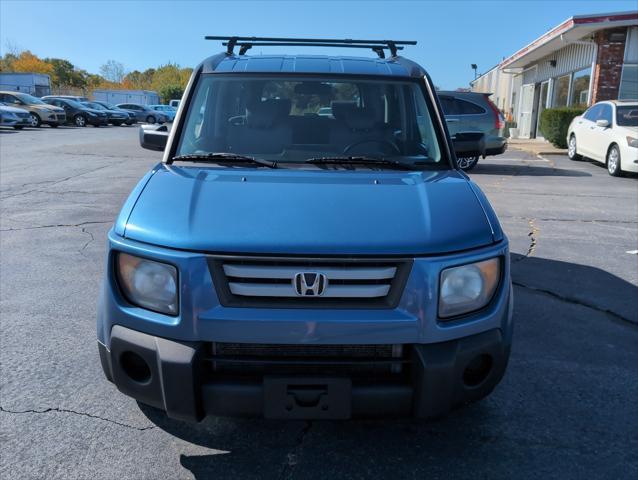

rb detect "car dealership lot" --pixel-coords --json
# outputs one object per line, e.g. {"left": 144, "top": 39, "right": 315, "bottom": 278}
{"left": 1, "top": 126, "right": 637, "bottom": 479}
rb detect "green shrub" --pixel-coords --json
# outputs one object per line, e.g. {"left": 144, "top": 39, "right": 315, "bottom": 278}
{"left": 539, "top": 107, "right": 586, "bottom": 148}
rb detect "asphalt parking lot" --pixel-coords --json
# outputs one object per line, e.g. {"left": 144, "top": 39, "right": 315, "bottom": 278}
{"left": 1, "top": 125, "right": 637, "bottom": 479}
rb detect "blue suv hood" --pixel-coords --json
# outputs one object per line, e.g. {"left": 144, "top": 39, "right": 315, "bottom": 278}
{"left": 122, "top": 165, "right": 495, "bottom": 255}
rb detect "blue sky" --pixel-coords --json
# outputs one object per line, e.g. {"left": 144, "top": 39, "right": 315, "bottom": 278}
{"left": 1, "top": 0, "right": 636, "bottom": 89}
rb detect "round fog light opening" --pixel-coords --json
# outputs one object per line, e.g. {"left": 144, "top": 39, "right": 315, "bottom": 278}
{"left": 120, "top": 351, "right": 151, "bottom": 383}
{"left": 463, "top": 354, "right": 493, "bottom": 387}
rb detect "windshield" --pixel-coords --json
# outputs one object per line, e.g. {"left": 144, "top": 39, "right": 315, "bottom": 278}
{"left": 176, "top": 75, "right": 444, "bottom": 166}
{"left": 64, "top": 99, "right": 85, "bottom": 109}
{"left": 616, "top": 105, "right": 638, "bottom": 127}
{"left": 84, "top": 102, "right": 105, "bottom": 110}
{"left": 16, "top": 93, "right": 45, "bottom": 104}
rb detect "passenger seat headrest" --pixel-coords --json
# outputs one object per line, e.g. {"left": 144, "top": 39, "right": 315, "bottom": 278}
{"left": 246, "top": 99, "right": 291, "bottom": 128}
{"left": 330, "top": 101, "right": 378, "bottom": 131}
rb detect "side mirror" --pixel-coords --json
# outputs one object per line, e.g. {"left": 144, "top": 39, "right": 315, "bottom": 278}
{"left": 451, "top": 132, "right": 486, "bottom": 160}
{"left": 139, "top": 124, "right": 168, "bottom": 151}
{"left": 596, "top": 119, "right": 609, "bottom": 128}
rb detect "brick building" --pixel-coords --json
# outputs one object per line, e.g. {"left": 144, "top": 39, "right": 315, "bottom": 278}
{"left": 471, "top": 11, "right": 637, "bottom": 139}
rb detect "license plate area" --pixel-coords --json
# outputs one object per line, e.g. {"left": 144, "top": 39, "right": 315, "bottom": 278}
{"left": 264, "top": 376, "right": 352, "bottom": 419}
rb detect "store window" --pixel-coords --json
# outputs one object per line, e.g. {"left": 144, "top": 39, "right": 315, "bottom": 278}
{"left": 619, "top": 27, "right": 638, "bottom": 100}
{"left": 569, "top": 68, "right": 591, "bottom": 107}
{"left": 552, "top": 74, "right": 570, "bottom": 107}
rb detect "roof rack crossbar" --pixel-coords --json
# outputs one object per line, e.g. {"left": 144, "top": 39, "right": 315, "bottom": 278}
{"left": 222, "top": 41, "right": 405, "bottom": 58}
{"left": 206, "top": 36, "right": 416, "bottom": 58}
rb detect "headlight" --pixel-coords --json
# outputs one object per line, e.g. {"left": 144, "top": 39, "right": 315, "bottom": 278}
{"left": 115, "top": 252, "right": 178, "bottom": 315}
{"left": 627, "top": 136, "right": 638, "bottom": 148}
{"left": 439, "top": 258, "right": 500, "bottom": 318}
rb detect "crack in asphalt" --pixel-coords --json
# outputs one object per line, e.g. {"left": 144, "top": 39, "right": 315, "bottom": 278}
{"left": 0, "top": 163, "right": 121, "bottom": 200}
{"left": 279, "top": 421, "right": 312, "bottom": 479}
{"left": 513, "top": 218, "right": 539, "bottom": 263}
{"left": 0, "top": 405, "right": 156, "bottom": 431}
{"left": 0, "top": 220, "right": 111, "bottom": 232}
{"left": 512, "top": 281, "right": 637, "bottom": 327}
{"left": 79, "top": 227, "right": 95, "bottom": 258}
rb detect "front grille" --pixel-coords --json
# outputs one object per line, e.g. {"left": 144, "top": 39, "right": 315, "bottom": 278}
{"left": 208, "top": 256, "right": 412, "bottom": 309}
{"left": 56, "top": 114, "right": 65, "bottom": 120}
{"left": 206, "top": 342, "right": 410, "bottom": 379}
{"left": 214, "top": 343, "right": 397, "bottom": 358}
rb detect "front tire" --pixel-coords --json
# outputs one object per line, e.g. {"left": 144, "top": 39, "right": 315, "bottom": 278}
{"left": 567, "top": 134, "right": 581, "bottom": 160}
{"left": 74, "top": 115, "right": 87, "bottom": 127}
{"left": 457, "top": 156, "right": 479, "bottom": 171}
{"left": 146, "top": 115, "right": 156, "bottom": 124}
{"left": 606, "top": 145, "right": 623, "bottom": 177}
{"left": 29, "top": 113, "right": 41, "bottom": 128}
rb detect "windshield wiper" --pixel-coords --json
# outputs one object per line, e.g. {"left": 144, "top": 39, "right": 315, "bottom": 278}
{"left": 305, "top": 156, "right": 417, "bottom": 171}
{"left": 171, "top": 152, "right": 276, "bottom": 168}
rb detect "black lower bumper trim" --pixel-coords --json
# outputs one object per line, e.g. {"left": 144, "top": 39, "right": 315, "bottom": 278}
{"left": 99, "top": 326, "right": 510, "bottom": 422}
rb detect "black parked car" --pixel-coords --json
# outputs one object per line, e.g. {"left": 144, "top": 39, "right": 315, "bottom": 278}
{"left": 43, "top": 97, "right": 108, "bottom": 127}
{"left": 91, "top": 101, "right": 137, "bottom": 125}
{"left": 81, "top": 101, "right": 130, "bottom": 126}
{"left": 116, "top": 103, "right": 168, "bottom": 124}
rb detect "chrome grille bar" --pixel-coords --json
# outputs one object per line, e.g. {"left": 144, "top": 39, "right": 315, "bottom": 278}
{"left": 228, "top": 282, "right": 391, "bottom": 298}
{"left": 223, "top": 264, "right": 396, "bottom": 280}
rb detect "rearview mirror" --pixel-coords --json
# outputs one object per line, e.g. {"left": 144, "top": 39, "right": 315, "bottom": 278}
{"left": 139, "top": 124, "right": 168, "bottom": 151}
{"left": 451, "top": 132, "right": 486, "bottom": 160}
{"left": 596, "top": 119, "right": 609, "bottom": 128}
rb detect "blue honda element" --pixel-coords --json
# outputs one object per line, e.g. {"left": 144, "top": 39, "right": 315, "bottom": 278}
{"left": 97, "top": 37, "right": 513, "bottom": 421}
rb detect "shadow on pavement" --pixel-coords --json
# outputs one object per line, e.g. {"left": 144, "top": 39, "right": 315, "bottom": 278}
{"left": 471, "top": 163, "right": 591, "bottom": 177}
{"left": 138, "top": 253, "right": 637, "bottom": 479}
{"left": 511, "top": 253, "right": 638, "bottom": 324}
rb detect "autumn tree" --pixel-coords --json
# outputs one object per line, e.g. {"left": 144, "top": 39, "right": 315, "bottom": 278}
{"left": 9, "top": 51, "right": 54, "bottom": 75}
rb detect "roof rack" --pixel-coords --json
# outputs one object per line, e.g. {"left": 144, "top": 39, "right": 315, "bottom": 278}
{"left": 204, "top": 36, "right": 417, "bottom": 59}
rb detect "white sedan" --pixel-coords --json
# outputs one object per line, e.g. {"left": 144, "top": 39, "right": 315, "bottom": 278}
{"left": 567, "top": 100, "right": 638, "bottom": 176}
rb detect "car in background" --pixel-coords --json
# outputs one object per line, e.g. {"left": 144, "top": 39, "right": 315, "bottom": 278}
{"left": 116, "top": 103, "right": 168, "bottom": 124}
{"left": 43, "top": 97, "right": 108, "bottom": 127}
{"left": 91, "top": 101, "right": 136, "bottom": 125}
{"left": 42, "top": 95, "right": 89, "bottom": 102}
{"left": 0, "top": 107, "right": 17, "bottom": 128}
{"left": 169, "top": 99, "right": 180, "bottom": 109}
{"left": 149, "top": 104, "right": 176, "bottom": 122}
{"left": 81, "top": 101, "right": 130, "bottom": 126}
{"left": 567, "top": 100, "right": 638, "bottom": 177}
{"left": 438, "top": 91, "right": 506, "bottom": 171}
{"left": 0, "top": 91, "right": 66, "bottom": 128}
{"left": 0, "top": 101, "right": 31, "bottom": 129}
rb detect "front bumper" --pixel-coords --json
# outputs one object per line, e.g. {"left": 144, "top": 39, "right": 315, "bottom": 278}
{"left": 99, "top": 321, "right": 512, "bottom": 421}
{"left": 87, "top": 116, "right": 108, "bottom": 126}
{"left": 45, "top": 113, "right": 66, "bottom": 124}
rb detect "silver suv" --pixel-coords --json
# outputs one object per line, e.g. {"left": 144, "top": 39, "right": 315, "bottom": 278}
{"left": 439, "top": 91, "right": 507, "bottom": 170}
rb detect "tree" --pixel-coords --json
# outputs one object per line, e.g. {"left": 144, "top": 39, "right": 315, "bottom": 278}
{"left": 99, "top": 60, "right": 125, "bottom": 83}
{"left": 9, "top": 51, "right": 54, "bottom": 75}
{"left": 124, "top": 69, "right": 154, "bottom": 90}
{"left": 157, "top": 83, "right": 184, "bottom": 103}
{"left": 151, "top": 63, "right": 191, "bottom": 102}
{"left": 44, "top": 58, "right": 86, "bottom": 88}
